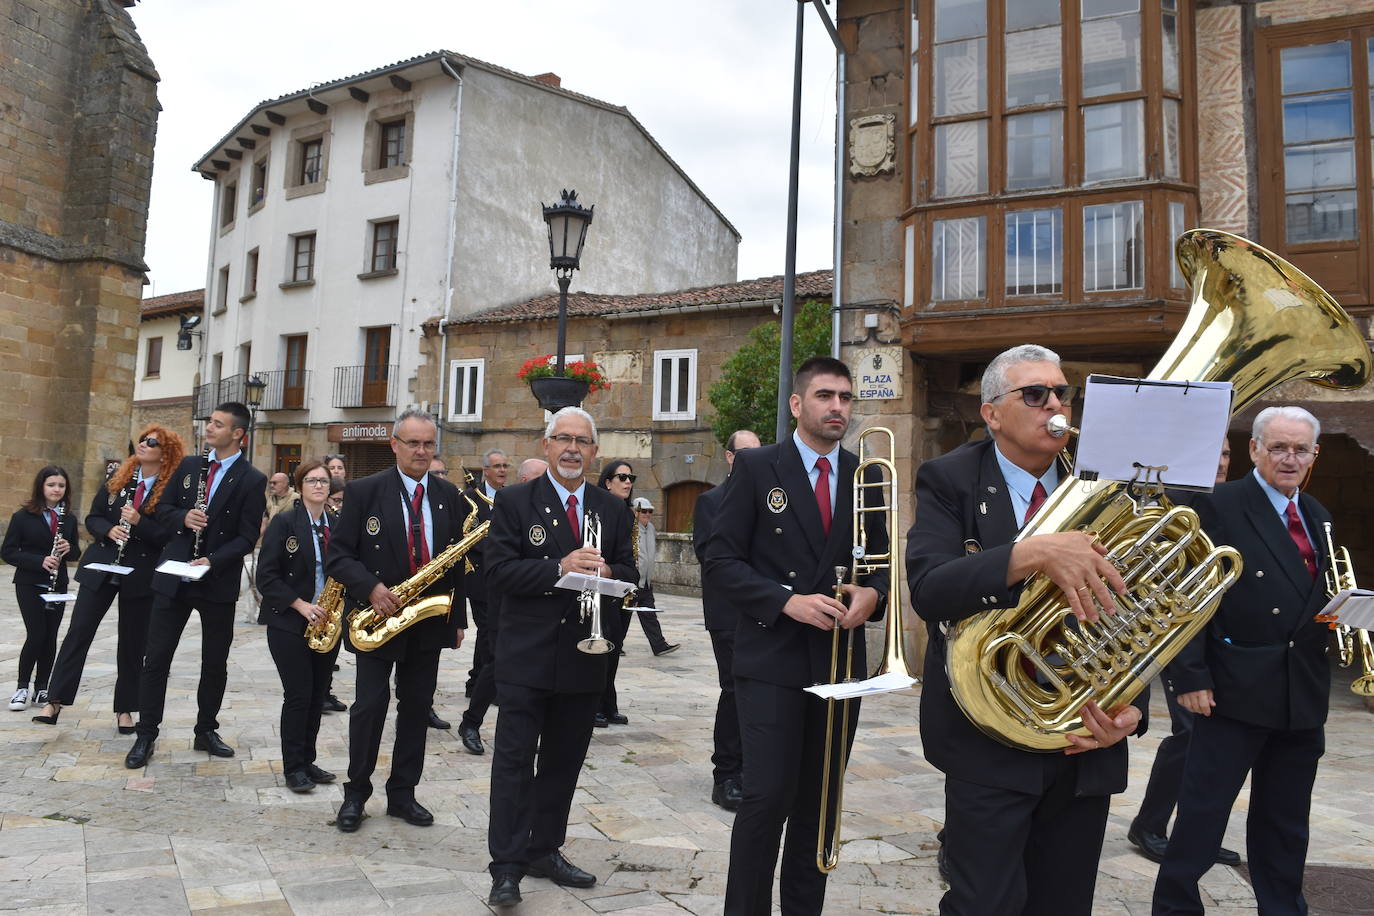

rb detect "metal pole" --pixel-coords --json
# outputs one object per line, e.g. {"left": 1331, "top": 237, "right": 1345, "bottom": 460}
{"left": 808, "top": 0, "right": 846, "bottom": 360}
{"left": 776, "top": 0, "right": 806, "bottom": 443}
{"left": 555, "top": 271, "right": 571, "bottom": 375}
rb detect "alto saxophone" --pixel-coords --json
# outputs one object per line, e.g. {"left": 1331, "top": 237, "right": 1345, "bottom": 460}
{"left": 305, "top": 578, "right": 347, "bottom": 653}
{"left": 622, "top": 517, "right": 641, "bottom": 610}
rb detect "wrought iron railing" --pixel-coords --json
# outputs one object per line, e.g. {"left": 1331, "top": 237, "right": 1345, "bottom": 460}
{"left": 192, "top": 374, "right": 246, "bottom": 420}
{"left": 333, "top": 363, "right": 397, "bottom": 408}
{"left": 255, "top": 368, "right": 311, "bottom": 410}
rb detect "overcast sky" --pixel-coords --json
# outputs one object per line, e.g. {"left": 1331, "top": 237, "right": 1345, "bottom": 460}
{"left": 133, "top": 0, "right": 843, "bottom": 298}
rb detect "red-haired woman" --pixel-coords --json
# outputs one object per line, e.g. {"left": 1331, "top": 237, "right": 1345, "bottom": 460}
{"left": 34, "top": 426, "right": 184, "bottom": 727}
{"left": 3, "top": 465, "right": 81, "bottom": 712}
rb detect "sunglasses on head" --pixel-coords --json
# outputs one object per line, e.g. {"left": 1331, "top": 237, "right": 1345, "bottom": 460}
{"left": 992, "top": 384, "right": 1079, "bottom": 408}
{"left": 139, "top": 436, "right": 161, "bottom": 448}
{"left": 612, "top": 472, "right": 636, "bottom": 483}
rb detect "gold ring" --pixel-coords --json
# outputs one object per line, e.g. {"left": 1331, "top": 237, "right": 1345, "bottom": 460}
{"left": 1077, "top": 585, "right": 1092, "bottom": 592}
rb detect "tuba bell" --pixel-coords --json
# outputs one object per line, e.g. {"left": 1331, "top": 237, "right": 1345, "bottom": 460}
{"left": 945, "top": 229, "right": 1372, "bottom": 752}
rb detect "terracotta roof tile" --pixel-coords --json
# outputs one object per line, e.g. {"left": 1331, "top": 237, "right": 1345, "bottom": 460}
{"left": 141, "top": 288, "right": 204, "bottom": 320}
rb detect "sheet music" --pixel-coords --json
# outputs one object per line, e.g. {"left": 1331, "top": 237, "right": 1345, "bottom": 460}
{"left": 40, "top": 593, "right": 76, "bottom": 603}
{"left": 804, "top": 671, "right": 918, "bottom": 699}
{"left": 554, "top": 572, "right": 635, "bottom": 598}
{"left": 1319, "top": 588, "right": 1374, "bottom": 630}
{"left": 85, "top": 562, "right": 135, "bottom": 576}
{"left": 156, "top": 560, "right": 210, "bottom": 580}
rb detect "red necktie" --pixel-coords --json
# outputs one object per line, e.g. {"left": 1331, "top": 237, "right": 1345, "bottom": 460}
{"left": 1285, "top": 500, "right": 1317, "bottom": 580}
{"left": 1023, "top": 481, "right": 1048, "bottom": 527}
{"left": 316, "top": 522, "right": 330, "bottom": 557}
{"left": 407, "top": 483, "right": 429, "bottom": 572}
{"left": 566, "top": 494, "right": 581, "bottom": 546}
{"left": 48, "top": 510, "right": 58, "bottom": 537}
{"left": 814, "top": 456, "right": 832, "bottom": 537}
{"left": 204, "top": 460, "right": 222, "bottom": 497}
{"left": 132, "top": 480, "right": 147, "bottom": 511}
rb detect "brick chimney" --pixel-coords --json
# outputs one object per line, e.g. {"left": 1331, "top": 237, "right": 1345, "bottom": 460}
{"left": 531, "top": 72, "right": 561, "bottom": 88}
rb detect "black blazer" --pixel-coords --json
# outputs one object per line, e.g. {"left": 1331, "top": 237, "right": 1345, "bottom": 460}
{"left": 1168, "top": 473, "right": 1332, "bottom": 731}
{"left": 325, "top": 467, "right": 469, "bottom": 660}
{"left": 75, "top": 478, "right": 172, "bottom": 596}
{"left": 702, "top": 437, "right": 889, "bottom": 689}
{"left": 256, "top": 504, "right": 332, "bottom": 636}
{"left": 485, "top": 475, "right": 637, "bottom": 693}
{"left": 692, "top": 483, "right": 736, "bottom": 631}
{"left": 154, "top": 453, "right": 267, "bottom": 602}
{"left": 2, "top": 506, "right": 81, "bottom": 592}
{"left": 905, "top": 438, "right": 1139, "bottom": 797}
{"left": 460, "top": 486, "right": 494, "bottom": 605}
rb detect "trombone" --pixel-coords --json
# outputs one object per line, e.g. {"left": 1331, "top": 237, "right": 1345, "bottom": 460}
{"left": 816, "top": 426, "right": 918, "bottom": 873}
{"left": 1318, "top": 521, "right": 1374, "bottom": 696}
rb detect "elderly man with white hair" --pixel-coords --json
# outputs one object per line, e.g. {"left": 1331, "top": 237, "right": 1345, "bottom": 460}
{"left": 482, "top": 407, "right": 638, "bottom": 907}
{"left": 1153, "top": 405, "right": 1336, "bottom": 915}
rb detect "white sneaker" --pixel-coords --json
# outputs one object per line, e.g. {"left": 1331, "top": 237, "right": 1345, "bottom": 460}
{"left": 9, "top": 688, "right": 29, "bottom": 711}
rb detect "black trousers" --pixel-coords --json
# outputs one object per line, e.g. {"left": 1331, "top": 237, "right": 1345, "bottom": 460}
{"left": 709, "top": 627, "right": 743, "bottom": 785}
{"left": 266, "top": 627, "right": 340, "bottom": 775}
{"left": 598, "top": 604, "right": 632, "bottom": 717}
{"left": 487, "top": 682, "right": 599, "bottom": 875}
{"left": 465, "top": 599, "right": 492, "bottom": 696}
{"left": 344, "top": 648, "right": 440, "bottom": 803}
{"left": 462, "top": 602, "right": 500, "bottom": 730}
{"left": 135, "top": 594, "right": 235, "bottom": 738}
{"left": 940, "top": 762, "right": 1109, "bottom": 916}
{"left": 726, "top": 676, "right": 859, "bottom": 916}
{"left": 1153, "top": 714, "right": 1324, "bottom": 915}
{"left": 1135, "top": 681, "right": 1193, "bottom": 836}
{"left": 631, "top": 587, "right": 668, "bottom": 652}
{"left": 48, "top": 579, "right": 151, "bottom": 711}
{"left": 15, "top": 584, "right": 64, "bottom": 691}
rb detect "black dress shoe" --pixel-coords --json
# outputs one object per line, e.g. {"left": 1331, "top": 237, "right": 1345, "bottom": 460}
{"left": 606, "top": 712, "right": 629, "bottom": 725}
{"left": 1127, "top": 822, "right": 1169, "bottom": 863}
{"left": 305, "top": 763, "right": 336, "bottom": 783}
{"left": 459, "top": 724, "right": 484, "bottom": 755}
{"left": 336, "top": 798, "right": 365, "bottom": 833}
{"left": 711, "top": 779, "right": 742, "bottom": 812}
{"left": 285, "top": 770, "right": 315, "bottom": 793}
{"left": 193, "top": 730, "right": 235, "bottom": 758}
{"left": 523, "top": 850, "right": 596, "bottom": 888}
{"left": 427, "top": 708, "right": 451, "bottom": 729}
{"left": 1216, "top": 845, "right": 1242, "bottom": 866}
{"left": 488, "top": 873, "right": 522, "bottom": 906}
{"left": 124, "top": 735, "right": 155, "bottom": 769}
{"left": 652, "top": 643, "right": 681, "bottom": 657}
{"left": 322, "top": 694, "right": 347, "bottom": 713}
{"left": 593, "top": 713, "right": 609, "bottom": 728}
{"left": 386, "top": 798, "right": 434, "bottom": 826}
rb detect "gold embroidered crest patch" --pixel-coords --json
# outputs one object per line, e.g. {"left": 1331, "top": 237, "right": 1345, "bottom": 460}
{"left": 366, "top": 516, "right": 381, "bottom": 536}
{"left": 285, "top": 536, "right": 300, "bottom": 554}
{"left": 182, "top": 474, "right": 192, "bottom": 489}
{"left": 529, "top": 525, "right": 547, "bottom": 546}
{"left": 766, "top": 488, "right": 788, "bottom": 514}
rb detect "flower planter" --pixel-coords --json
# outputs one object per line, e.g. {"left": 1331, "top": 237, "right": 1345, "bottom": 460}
{"left": 529, "top": 376, "right": 590, "bottom": 412}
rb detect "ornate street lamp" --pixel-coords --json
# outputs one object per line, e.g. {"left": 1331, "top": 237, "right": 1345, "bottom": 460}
{"left": 243, "top": 373, "right": 267, "bottom": 464}
{"left": 532, "top": 189, "right": 594, "bottom": 412}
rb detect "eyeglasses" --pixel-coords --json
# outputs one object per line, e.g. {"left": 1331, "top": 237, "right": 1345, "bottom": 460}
{"left": 1263, "top": 444, "right": 1317, "bottom": 463}
{"left": 301, "top": 477, "right": 331, "bottom": 487}
{"left": 393, "top": 436, "right": 437, "bottom": 451}
{"left": 612, "top": 472, "right": 637, "bottom": 483}
{"left": 990, "top": 384, "right": 1079, "bottom": 408}
{"left": 139, "top": 436, "right": 161, "bottom": 448}
{"left": 549, "top": 433, "right": 595, "bottom": 447}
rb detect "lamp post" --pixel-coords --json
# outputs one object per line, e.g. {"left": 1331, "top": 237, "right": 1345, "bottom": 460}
{"left": 243, "top": 373, "right": 266, "bottom": 466}
{"left": 532, "top": 189, "right": 594, "bottom": 412}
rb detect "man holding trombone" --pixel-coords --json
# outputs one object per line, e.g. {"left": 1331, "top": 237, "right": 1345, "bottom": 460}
{"left": 704, "top": 356, "right": 889, "bottom": 916}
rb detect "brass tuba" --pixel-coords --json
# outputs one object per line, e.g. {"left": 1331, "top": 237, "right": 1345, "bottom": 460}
{"left": 946, "top": 229, "right": 1372, "bottom": 751}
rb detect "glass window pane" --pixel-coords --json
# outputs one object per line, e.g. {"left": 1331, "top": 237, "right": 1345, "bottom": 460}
{"left": 1280, "top": 42, "right": 1351, "bottom": 95}
{"left": 1286, "top": 191, "right": 1358, "bottom": 243}
{"left": 659, "top": 359, "right": 671, "bottom": 413}
{"left": 1006, "top": 110, "right": 1064, "bottom": 190}
{"left": 1082, "top": 14, "right": 1141, "bottom": 97}
{"left": 677, "top": 357, "right": 690, "bottom": 413}
{"left": 1162, "top": 99, "right": 1181, "bottom": 179}
{"left": 934, "top": 0, "right": 985, "bottom": 43}
{"left": 1006, "top": 26, "right": 1062, "bottom": 107}
{"left": 1284, "top": 141, "right": 1355, "bottom": 191}
{"left": 910, "top": 11, "right": 920, "bottom": 126}
{"left": 1083, "top": 100, "right": 1144, "bottom": 183}
{"left": 1282, "top": 91, "right": 1353, "bottom": 144}
{"left": 1007, "top": 0, "right": 1059, "bottom": 31}
{"left": 932, "top": 216, "right": 986, "bottom": 300}
{"left": 1083, "top": 201, "right": 1144, "bottom": 291}
{"left": 1006, "top": 209, "right": 1063, "bottom": 296}
{"left": 1083, "top": 0, "right": 1139, "bottom": 16}
{"left": 934, "top": 120, "right": 988, "bottom": 197}
{"left": 1162, "top": 13, "right": 1179, "bottom": 92}
{"left": 1168, "top": 201, "right": 1186, "bottom": 288}
{"left": 935, "top": 38, "right": 987, "bottom": 115}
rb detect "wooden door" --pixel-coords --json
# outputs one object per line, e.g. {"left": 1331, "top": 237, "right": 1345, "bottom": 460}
{"left": 362, "top": 327, "right": 391, "bottom": 406}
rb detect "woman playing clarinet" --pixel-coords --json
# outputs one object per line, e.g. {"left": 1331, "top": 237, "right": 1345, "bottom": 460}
{"left": 256, "top": 459, "right": 340, "bottom": 793}
{"left": 35, "top": 427, "right": 184, "bottom": 728}
{"left": 3, "top": 465, "right": 81, "bottom": 712}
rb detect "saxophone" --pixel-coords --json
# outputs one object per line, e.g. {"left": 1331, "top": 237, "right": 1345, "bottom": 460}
{"left": 622, "top": 517, "right": 641, "bottom": 610}
{"left": 460, "top": 489, "right": 491, "bottom": 575}
{"left": 306, "top": 578, "right": 347, "bottom": 653}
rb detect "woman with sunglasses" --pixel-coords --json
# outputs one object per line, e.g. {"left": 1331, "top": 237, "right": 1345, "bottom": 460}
{"left": 3, "top": 465, "right": 81, "bottom": 714}
{"left": 256, "top": 459, "right": 339, "bottom": 793}
{"left": 35, "top": 427, "right": 184, "bottom": 727}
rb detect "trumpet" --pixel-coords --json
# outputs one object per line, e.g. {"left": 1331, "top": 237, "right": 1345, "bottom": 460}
{"left": 576, "top": 511, "right": 614, "bottom": 655}
{"left": 191, "top": 449, "right": 210, "bottom": 558}
{"left": 1318, "top": 521, "right": 1374, "bottom": 696}
{"left": 46, "top": 504, "right": 65, "bottom": 594}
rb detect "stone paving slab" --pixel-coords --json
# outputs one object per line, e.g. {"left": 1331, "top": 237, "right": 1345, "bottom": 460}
{"left": 1, "top": 586, "right": 1371, "bottom": 913}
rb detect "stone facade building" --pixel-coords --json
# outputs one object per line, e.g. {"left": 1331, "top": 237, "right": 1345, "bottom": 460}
{"left": 0, "top": 0, "right": 158, "bottom": 513}
{"left": 132, "top": 289, "right": 203, "bottom": 449}
{"left": 191, "top": 50, "right": 739, "bottom": 480}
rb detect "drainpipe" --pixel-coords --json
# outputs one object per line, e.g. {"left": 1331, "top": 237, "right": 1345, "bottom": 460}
{"left": 435, "top": 56, "right": 464, "bottom": 451}
{"left": 810, "top": 0, "right": 846, "bottom": 359}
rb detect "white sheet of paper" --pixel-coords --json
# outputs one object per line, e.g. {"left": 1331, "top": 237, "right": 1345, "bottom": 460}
{"left": 554, "top": 572, "right": 635, "bottom": 598}
{"left": 1075, "top": 376, "right": 1233, "bottom": 490}
{"left": 85, "top": 563, "right": 135, "bottom": 576}
{"left": 803, "top": 671, "right": 918, "bottom": 699}
{"left": 41, "top": 593, "right": 77, "bottom": 603}
{"left": 1319, "top": 588, "right": 1374, "bottom": 629}
{"left": 156, "top": 560, "right": 210, "bottom": 580}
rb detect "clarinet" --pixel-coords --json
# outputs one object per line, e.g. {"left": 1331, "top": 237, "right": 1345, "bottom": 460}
{"left": 114, "top": 477, "right": 139, "bottom": 566}
{"left": 46, "top": 504, "right": 65, "bottom": 594}
{"left": 191, "top": 450, "right": 210, "bottom": 558}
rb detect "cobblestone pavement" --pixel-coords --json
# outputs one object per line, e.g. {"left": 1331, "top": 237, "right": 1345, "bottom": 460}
{"left": 0, "top": 586, "right": 1370, "bottom": 914}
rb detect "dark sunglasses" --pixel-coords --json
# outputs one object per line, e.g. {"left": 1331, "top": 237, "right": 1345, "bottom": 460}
{"left": 139, "top": 436, "right": 161, "bottom": 448}
{"left": 612, "top": 473, "right": 637, "bottom": 483}
{"left": 991, "top": 384, "right": 1079, "bottom": 408}
{"left": 636, "top": 508, "right": 653, "bottom": 514}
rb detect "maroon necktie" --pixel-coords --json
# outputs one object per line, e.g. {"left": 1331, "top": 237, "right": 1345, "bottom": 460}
{"left": 132, "top": 480, "right": 147, "bottom": 511}
{"left": 47, "top": 510, "right": 58, "bottom": 537}
{"left": 1285, "top": 500, "right": 1317, "bottom": 580}
{"left": 1023, "top": 481, "right": 1048, "bottom": 527}
{"left": 407, "top": 483, "right": 429, "bottom": 572}
{"left": 566, "top": 494, "right": 581, "bottom": 546}
{"left": 814, "top": 456, "right": 832, "bottom": 537}
{"left": 204, "top": 460, "right": 222, "bottom": 497}
{"left": 316, "top": 522, "right": 330, "bottom": 558}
